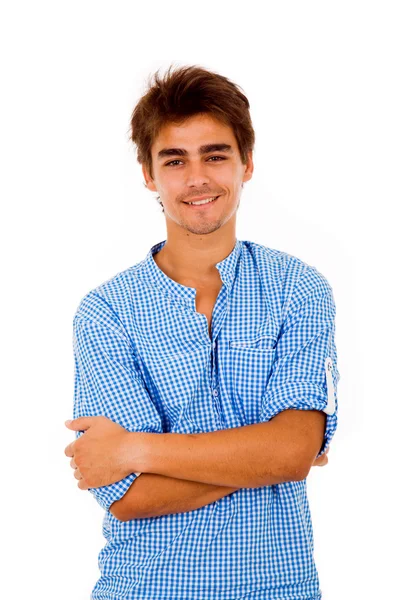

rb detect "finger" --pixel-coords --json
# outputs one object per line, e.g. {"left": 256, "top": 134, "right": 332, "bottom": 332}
{"left": 64, "top": 444, "right": 74, "bottom": 457}
{"left": 65, "top": 417, "right": 93, "bottom": 431}
{"left": 74, "top": 468, "right": 83, "bottom": 480}
{"left": 78, "top": 479, "right": 89, "bottom": 490}
{"left": 313, "top": 453, "right": 328, "bottom": 466}
{"left": 70, "top": 458, "right": 77, "bottom": 469}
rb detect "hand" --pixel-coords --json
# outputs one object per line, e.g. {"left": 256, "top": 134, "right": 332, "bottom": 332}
{"left": 312, "top": 446, "right": 330, "bottom": 467}
{"left": 64, "top": 416, "right": 136, "bottom": 489}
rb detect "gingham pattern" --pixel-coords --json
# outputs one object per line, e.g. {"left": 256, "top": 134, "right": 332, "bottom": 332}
{"left": 72, "top": 238, "right": 340, "bottom": 600}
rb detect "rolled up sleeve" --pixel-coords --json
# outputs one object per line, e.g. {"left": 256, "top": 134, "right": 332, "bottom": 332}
{"left": 260, "top": 266, "right": 340, "bottom": 459}
{"left": 72, "top": 291, "right": 163, "bottom": 511}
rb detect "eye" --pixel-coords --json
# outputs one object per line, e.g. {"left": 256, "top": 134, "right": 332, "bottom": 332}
{"left": 165, "top": 159, "right": 183, "bottom": 167}
{"left": 164, "top": 156, "right": 227, "bottom": 167}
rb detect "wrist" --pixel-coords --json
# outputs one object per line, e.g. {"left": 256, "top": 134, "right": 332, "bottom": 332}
{"left": 126, "top": 431, "right": 156, "bottom": 474}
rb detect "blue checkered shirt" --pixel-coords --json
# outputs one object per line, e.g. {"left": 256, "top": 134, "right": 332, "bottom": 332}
{"left": 72, "top": 238, "right": 340, "bottom": 600}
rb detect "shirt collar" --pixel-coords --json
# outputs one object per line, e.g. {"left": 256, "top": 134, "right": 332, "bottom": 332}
{"left": 135, "top": 238, "right": 243, "bottom": 305}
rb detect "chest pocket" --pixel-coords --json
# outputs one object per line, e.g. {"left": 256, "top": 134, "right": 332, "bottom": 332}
{"left": 229, "top": 334, "right": 277, "bottom": 425}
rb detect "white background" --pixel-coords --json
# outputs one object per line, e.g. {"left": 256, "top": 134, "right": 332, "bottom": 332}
{"left": 1, "top": 1, "right": 399, "bottom": 598}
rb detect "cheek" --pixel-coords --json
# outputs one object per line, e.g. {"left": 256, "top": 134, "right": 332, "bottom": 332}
{"left": 219, "top": 165, "right": 241, "bottom": 187}
{"left": 159, "top": 175, "right": 182, "bottom": 195}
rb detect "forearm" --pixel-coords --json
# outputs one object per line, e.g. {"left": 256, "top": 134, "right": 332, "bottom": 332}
{"left": 110, "top": 473, "right": 240, "bottom": 521}
{"left": 136, "top": 410, "right": 325, "bottom": 488}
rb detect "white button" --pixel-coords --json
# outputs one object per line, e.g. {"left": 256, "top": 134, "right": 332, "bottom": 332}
{"left": 213, "top": 389, "right": 219, "bottom": 396}
{"left": 323, "top": 357, "right": 336, "bottom": 415}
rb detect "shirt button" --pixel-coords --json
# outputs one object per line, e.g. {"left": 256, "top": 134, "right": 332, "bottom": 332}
{"left": 213, "top": 389, "right": 219, "bottom": 396}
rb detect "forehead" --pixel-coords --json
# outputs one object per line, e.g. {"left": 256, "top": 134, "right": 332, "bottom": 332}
{"left": 151, "top": 113, "right": 238, "bottom": 154}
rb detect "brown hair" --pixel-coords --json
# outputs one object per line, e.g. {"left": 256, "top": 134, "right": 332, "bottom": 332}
{"left": 129, "top": 64, "right": 255, "bottom": 212}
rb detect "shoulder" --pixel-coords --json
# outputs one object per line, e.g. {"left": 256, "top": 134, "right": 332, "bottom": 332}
{"left": 73, "top": 257, "right": 147, "bottom": 327}
{"left": 240, "top": 239, "right": 334, "bottom": 309}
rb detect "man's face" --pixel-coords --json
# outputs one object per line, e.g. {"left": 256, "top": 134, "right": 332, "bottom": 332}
{"left": 142, "top": 113, "right": 253, "bottom": 236}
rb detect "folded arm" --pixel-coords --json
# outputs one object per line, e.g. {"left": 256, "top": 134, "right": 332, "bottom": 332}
{"left": 110, "top": 474, "right": 240, "bottom": 521}
{"left": 111, "top": 409, "right": 327, "bottom": 521}
{"left": 111, "top": 439, "right": 329, "bottom": 522}
{"left": 122, "top": 408, "right": 326, "bottom": 489}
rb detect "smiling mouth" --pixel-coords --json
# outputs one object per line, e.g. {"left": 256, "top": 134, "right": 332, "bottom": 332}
{"left": 184, "top": 196, "right": 220, "bottom": 207}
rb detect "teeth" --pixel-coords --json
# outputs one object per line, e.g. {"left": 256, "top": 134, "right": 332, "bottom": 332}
{"left": 188, "top": 196, "right": 217, "bottom": 205}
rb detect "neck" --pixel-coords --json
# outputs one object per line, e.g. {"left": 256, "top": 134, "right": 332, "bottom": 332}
{"left": 154, "top": 221, "right": 237, "bottom": 281}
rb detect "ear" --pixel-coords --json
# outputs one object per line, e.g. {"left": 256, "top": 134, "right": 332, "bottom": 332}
{"left": 242, "top": 150, "right": 254, "bottom": 184}
{"left": 142, "top": 164, "right": 157, "bottom": 192}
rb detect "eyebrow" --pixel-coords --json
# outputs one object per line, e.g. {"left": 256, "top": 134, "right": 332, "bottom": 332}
{"left": 157, "top": 143, "right": 233, "bottom": 161}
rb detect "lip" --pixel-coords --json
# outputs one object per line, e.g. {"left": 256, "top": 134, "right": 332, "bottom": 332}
{"left": 184, "top": 195, "right": 220, "bottom": 208}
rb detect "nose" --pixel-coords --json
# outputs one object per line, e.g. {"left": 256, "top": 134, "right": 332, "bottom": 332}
{"left": 185, "top": 161, "right": 211, "bottom": 188}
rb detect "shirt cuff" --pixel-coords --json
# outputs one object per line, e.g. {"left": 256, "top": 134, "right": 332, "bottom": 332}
{"left": 88, "top": 471, "right": 141, "bottom": 512}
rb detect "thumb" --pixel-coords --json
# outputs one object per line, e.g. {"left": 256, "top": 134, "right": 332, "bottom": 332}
{"left": 65, "top": 417, "right": 92, "bottom": 431}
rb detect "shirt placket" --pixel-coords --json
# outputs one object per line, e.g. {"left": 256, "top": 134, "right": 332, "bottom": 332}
{"left": 208, "top": 284, "right": 229, "bottom": 428}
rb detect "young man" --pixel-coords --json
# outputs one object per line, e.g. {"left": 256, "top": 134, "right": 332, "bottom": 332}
{"left": 65, "top": 65, "right": 339, "bottom": 599}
